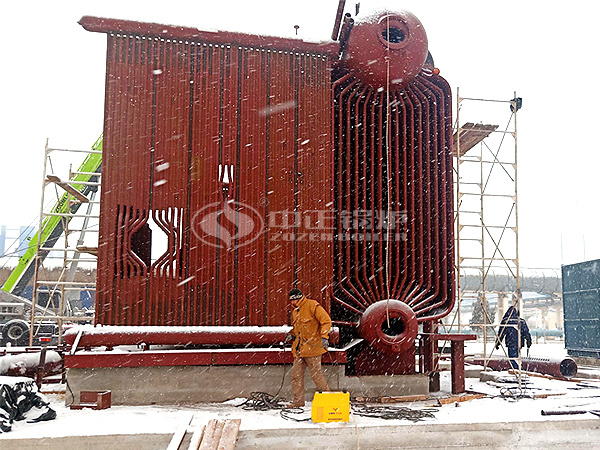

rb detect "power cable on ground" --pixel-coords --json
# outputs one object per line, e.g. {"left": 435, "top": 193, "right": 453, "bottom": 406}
{"left": 351, "top": 404, "right": 437, "bottom": 422}
{"left": 235, "top": 342, "right": 311, "bottom": 421}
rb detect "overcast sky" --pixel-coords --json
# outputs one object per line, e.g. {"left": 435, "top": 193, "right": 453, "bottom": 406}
{"left": 1, "top": 0, "right": 599, "bottom": 270}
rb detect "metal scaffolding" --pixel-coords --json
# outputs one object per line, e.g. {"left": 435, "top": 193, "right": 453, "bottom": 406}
{"left": 450, "top": 89, "right": 523, "bottom": 375}
{"left": 29, "top": 140, "right": 100, "bottom": 345}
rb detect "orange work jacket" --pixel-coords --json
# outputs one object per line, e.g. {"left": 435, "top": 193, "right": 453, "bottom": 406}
{"left": 290, "top": 296, "right": 332, "bottom": 358}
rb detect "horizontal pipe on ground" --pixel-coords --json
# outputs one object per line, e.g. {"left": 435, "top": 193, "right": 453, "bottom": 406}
{"left": 469, "top": 356, "right": 578, "bottom": 379}
{"left": 0, "top": 350, "right": 64, "bottom": 378}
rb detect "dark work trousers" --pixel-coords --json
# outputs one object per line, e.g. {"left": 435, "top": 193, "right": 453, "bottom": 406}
{"left": 508, "top": 345, "right": 519, "bottom": 369}
{"left": 291, "top": 355, "right": 330, "bottom": 404}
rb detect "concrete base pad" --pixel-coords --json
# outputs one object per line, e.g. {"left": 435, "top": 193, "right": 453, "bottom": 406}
{"left": 2, "top": 419, "right": 598, "bottom": 450}
{"left": 479, "top": 370, "right": 526, "bottom": 383}
{"left": 465, "top": 364, "right": 484, "bottom": 378}
{"left": 66, "top": 364, "right": 429, "bottom": 405}
{"left": 440, "top": 361, "right": 483, "bottom": 378}
{"left": 235, "top": 419, "right": 600, "bottom": 449}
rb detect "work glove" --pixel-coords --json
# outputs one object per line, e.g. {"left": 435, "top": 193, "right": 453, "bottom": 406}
{"left": 284, "top": 334, "right": 294, "bottom": 344}
{"left": 322, "top": 338, "right": 329, "bottom": 349}
{"left": 494, "top": 342, "right": 500, "bottom": 350}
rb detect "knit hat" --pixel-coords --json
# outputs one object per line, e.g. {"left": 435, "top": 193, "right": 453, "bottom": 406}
{"left": 288, "top": 288, "right": 303, "bottom": 300}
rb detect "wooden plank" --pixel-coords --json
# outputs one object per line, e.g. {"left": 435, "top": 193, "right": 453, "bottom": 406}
{"left": 76, "top": 245, "right": 99, "bottom": 256}
{"left": 167, "top": 415, "right": 194, "bottom": 450}
{"left": 452, "top": 123, "right": 498, "bottom": 156}
{"left": 198, "top": 419, "right": 217, "bottom": 450}
{"left": 508, "top": 369, "right": 585, "bottom": 383}
{"left": 46, "top": 175, "right": 90, "bottom": 203}
{"left": 428, "top": 393, "right": 487, "bottom": 406}
{"left": 534, "top": 393, "right": 566, "bottom": 399}
{"left": 218, "top": 419, "right": 241, "bottom": 450}
{"left": 199, "top": 419, "right": 223, "bottom": 450}
{"left": 187, "top": 425, "right": 205, "bottom": 450}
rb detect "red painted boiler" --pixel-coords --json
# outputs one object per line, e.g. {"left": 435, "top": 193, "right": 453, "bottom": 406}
{"left": 331, "top": 11, "right": 454, "bottom": 374}
{"left": 81, "top": 8, "right": 454, "bottom": 376}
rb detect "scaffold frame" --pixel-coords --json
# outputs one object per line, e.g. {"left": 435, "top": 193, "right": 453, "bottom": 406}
{"left": 449, "top": 89, "right": 524, "bottom": 381}
{"left": 29, "top": 139, "right": 101, "bottom": 345}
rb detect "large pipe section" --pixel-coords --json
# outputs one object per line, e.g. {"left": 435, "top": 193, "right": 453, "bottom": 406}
{"left": 0, "top": 350, "right": 64, "bottom": 379}
{"left": 64, "top": 326, "right": 340, "bottom": 349}
{"left": 470, "top": 356, "right": 578, "bottom": 379}
{"left": 358, "top": 300, "right": 418, "bottom": 354}
{"left": 342, "top": 11, "right": 429, "bottom": 89}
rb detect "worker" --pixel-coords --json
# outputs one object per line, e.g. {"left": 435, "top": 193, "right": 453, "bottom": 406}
{"left": 285, "top": 288, "right": 332, "bottom": 408}
{"left": 495, "top": 298, "right": 532, "bottom": 369}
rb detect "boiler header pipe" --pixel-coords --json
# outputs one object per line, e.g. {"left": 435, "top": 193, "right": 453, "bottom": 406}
{"left": 64, "top": 326, "right": 340, "bottom": 349}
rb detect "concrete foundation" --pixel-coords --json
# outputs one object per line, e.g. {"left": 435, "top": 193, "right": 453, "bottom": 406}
{"left": 66, "top": 364, "right": 429, "bottom": 405}
{"left": 2, "top": 419, "right": 599, "bottom": 450}
{"left": 236, "top": 419, "right": 600, "bottom": 449}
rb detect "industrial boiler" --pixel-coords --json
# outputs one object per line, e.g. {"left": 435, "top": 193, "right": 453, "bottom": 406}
{"left": 66, "top": 4, "right": 455, "bottom": 386}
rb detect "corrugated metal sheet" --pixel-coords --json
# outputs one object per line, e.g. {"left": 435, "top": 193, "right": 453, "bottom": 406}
{"left": 562, "top": 259, "right": 600, "bottom": 357}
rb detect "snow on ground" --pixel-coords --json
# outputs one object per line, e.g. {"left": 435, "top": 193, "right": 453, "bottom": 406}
{"left": 452, "top": 373, "right": 600, "bottom": 424}
{"left": 464, "top": 340, "right": 569, "bottom": 360}
{"left": 3, "top": 371, "right": 600, "bottom": 440}
{"left": 1, "top": 341, "right": 599, "bottom": 440}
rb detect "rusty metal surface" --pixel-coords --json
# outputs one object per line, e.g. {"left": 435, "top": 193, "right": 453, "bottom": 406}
{"left": 92, "top": 23, "right": 333, "bottom": 327}
{"left": 449, "top": 340, "right": 466, "bottom": 394}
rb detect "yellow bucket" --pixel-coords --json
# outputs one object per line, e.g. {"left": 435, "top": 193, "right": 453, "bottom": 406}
{"left": 311, "top": 391, "right": 350, "bottom": 423}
